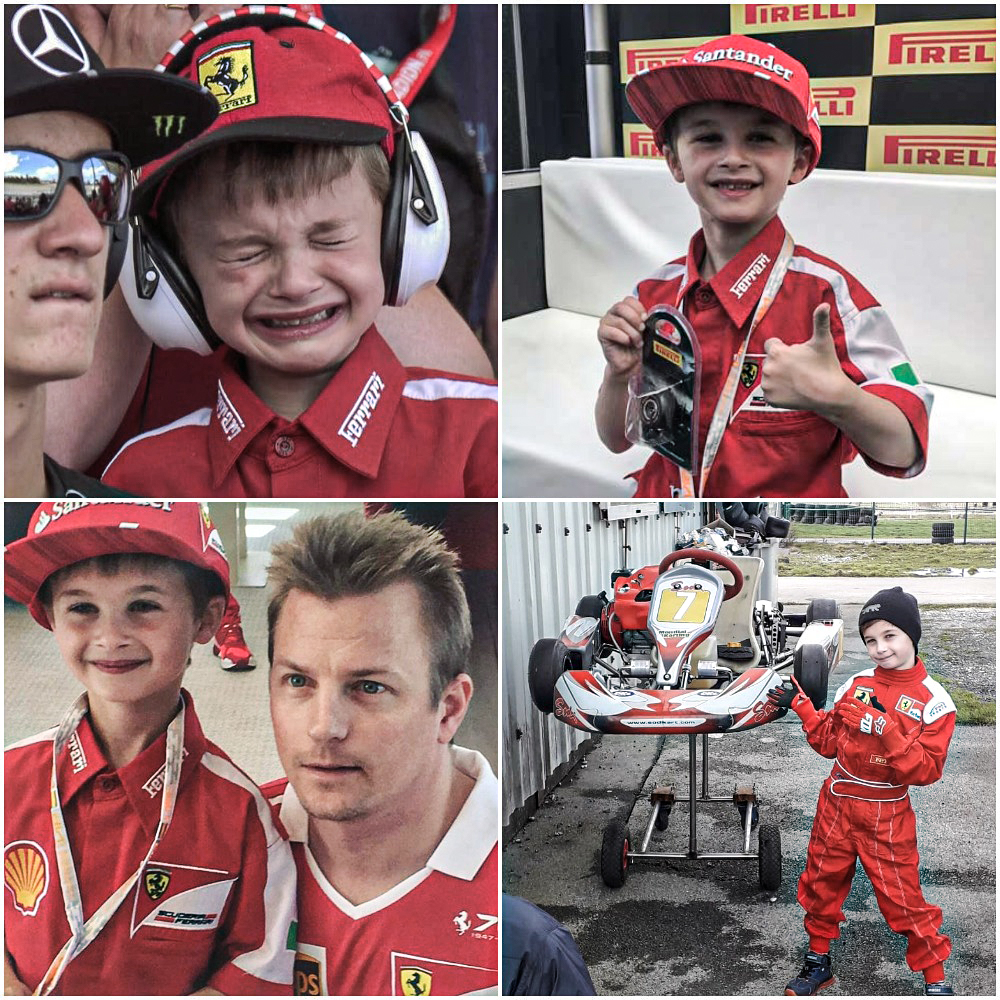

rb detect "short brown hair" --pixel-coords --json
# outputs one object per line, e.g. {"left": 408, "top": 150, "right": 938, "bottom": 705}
{"left": 159, "top": 141, "right": 391, "bottom": 254}
{"left": 40, "top": 553, "right": 225, "bottom": 618}
{"left": 266, "top": 511, "right": 471, "bottom": 704}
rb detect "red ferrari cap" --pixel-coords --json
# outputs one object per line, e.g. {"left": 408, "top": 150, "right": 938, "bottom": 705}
{"left": 626, "top": 34, "right": 822, "bottom": 174}
{"left": 136, "top": 9, "right": 397, "bottom": 215}
{"left": 5, "top": 501, "right": 230, "bottom": 628}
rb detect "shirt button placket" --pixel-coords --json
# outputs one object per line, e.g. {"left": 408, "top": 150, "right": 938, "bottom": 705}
{"left": 273, "top": 435, "right": 295, "bottom": 459}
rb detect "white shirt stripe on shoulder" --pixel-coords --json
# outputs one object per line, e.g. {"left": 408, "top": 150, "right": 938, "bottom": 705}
{"left": 402, "top": 378, "right": 497, "bottom": 403}
{"left": 102, "top": 408, "right": 212, "bottom": 476}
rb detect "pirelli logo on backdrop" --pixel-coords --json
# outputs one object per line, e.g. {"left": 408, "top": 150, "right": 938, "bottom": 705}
{"left": 623, "top": 124, "right": 660, "bottom": 159}
{"left": 867, "top": 126, "right": 996, "bottom": 176}
{"left": 874, "top": 19, "right": 995, "bottom": 75}
{"left": 810, "top": 77, "right": 872, "bottom": 127}
{"left": 619, "top": 35, "right": 715, "bottom": 83}
{"left": 731, "top": 4, "right": 875, "bottom": 33}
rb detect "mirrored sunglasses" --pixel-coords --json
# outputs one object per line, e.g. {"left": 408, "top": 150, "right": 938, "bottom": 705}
{"left": 4, "top": 148, "right": 132, "bottom": 224}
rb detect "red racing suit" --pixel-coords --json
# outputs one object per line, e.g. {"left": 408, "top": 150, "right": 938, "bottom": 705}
{"left": 794, "top": 660, "right": 955, "bottom": 972}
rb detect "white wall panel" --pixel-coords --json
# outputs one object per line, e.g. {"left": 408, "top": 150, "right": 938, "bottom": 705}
{"left": 501, "top": 501, "right": 703, "bottom": 826}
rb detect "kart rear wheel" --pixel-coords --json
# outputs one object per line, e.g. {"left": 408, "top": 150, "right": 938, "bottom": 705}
{"left": 601, "top": 820, "right": 631, "bottom": 888}
{"left": 794, "top": 644, "right": 830, "bottom": 711}
{"left": 528, "top": 638, "right": 567, "bottom": 714}
{"left": 806, "top": 598, "right": 840, "bottom": 623}
{"left": 758, "top": 823, "right": 782, "bottom": 890}
{"left": 575, "top": 595, "right": 606, "bottom": 619}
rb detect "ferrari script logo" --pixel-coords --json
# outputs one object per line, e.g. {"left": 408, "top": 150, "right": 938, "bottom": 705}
{"left": 144, "top": 870, "right": 171, "bottom": 900}
{"left": 401, "top": 967, "right": 432, "bottom": 996}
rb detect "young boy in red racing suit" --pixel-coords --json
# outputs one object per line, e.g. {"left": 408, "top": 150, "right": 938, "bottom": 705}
{"left": 769, "top": 588, "right": 955, "bottom": 996}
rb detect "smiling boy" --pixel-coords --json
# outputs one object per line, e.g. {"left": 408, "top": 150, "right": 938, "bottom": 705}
{"left": 769, "top": 588, "right": 956, "bottom": 996}
{"left": 4, "top": 501, "right": 295, "bottom": 996}
{"left": 100, "top": 12, "right": 497, "bottom": 498}
{"left": 597, "top": 34, "right": 931, "bottom": 498}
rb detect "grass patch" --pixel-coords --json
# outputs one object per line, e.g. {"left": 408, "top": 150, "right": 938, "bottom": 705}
{"left": 791, "top": 515, "right": 995, "bottom": 540}
{"left": 929, "top": 672, "right": 996, "bottom": 726}
{"left": 779, "top": 542, "right": 996, "bottom": 577}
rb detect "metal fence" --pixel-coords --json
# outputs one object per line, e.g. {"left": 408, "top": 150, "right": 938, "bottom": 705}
{"left": 501, "top": 501, "right": 704, "bottom": 833}
{"left": 780, "top": 502, "right": 997, "bottom": 543}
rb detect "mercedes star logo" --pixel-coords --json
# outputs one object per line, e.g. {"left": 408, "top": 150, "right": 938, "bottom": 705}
{"left": 12, "top": 4, "right": 90, "bottom": 78}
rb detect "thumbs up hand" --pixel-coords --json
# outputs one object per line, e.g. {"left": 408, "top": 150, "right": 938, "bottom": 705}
{"left": 760, "top": 304, "right": 853, "bottom": 412}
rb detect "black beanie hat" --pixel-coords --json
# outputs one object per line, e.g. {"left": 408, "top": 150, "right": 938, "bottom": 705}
{"left": 858, "top": 587, "right": 920, "bottom": 654}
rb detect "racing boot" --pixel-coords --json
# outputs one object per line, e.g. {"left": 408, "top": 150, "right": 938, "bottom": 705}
{"left": 213, "top": 596, "right": 256, "bottom": 672}
{"left": 784, "top": 951, "right": 834, "bottom": 996}
{"left": 924, "top": 984, "right": 954, "bottom": 996}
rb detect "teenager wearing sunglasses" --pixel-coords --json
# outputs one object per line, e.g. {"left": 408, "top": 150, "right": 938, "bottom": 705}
{"left": 3, "top": 3, "right": 216, "bottom": 498}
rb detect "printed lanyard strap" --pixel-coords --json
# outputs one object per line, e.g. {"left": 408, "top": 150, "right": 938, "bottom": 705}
{"left": 35, "top": 696, "right": 185, "bottom": 997}
{"left": 678, "top": 232, "right": 795, "bottom": 498}
{"left": 388, "top": 4, "right": 457, "bottom": 105}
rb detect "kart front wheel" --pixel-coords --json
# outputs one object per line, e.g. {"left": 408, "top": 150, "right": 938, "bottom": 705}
{"left": 758, "top": 823, "right": 782, "bottom": 890}
{"left": 601, "top": 820, "right": 631, "bottom": 888}
{"left": 805, "top": 598, "right": 840, "bottom": 623}
{"left": 528, "top": 638, "right": 567, "bottom": 714}
{"left": 794, "top": 643, "right": 830, "bottom": 711}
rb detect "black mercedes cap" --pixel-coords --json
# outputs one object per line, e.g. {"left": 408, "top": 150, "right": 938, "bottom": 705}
{"left": 5, "top": 4, "right": 219, "bottom": 167}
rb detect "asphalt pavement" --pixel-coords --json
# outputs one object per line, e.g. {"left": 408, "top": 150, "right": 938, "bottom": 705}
{"left": 502, "top": 603, "right": 996, "bottom": 996}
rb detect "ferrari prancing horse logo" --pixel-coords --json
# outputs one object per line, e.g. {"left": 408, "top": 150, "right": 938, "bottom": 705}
{"left": 401, "top": 967, "right": 432, "bottom": 996}
{"left": 740, "top": 359, "right": 760, "bottom": 389}
{"left": 144, "top": 870, "right": 170, "bottom": 900}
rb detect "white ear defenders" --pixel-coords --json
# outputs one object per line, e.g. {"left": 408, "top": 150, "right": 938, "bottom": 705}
{"left": 119, "top": 6, "right": 450, "bottom": 355}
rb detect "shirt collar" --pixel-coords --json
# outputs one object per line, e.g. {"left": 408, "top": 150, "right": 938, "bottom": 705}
{"left": 207, "top": 327, "right": 407, "bottom": 486}
{"left": 685, "top": 215, "right": 789, "bottom": 329}
{"left": 278, "top": 746, "right": 498, "bottom": 881}
{"left": 56, "top": 689, "right": 208, "bottom": 839}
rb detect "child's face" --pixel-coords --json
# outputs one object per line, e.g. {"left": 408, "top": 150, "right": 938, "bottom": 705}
{"left": 47, "top": 562, "right": 221, "bottom": 712}
{"left": 175, "top": 160, "right": 384, "bottom": 387}
{"left": 665, "top": 102, "right": 810, "bottom": 233}
{"left": 861, "top": 619, "right": 916, "bottom": 671}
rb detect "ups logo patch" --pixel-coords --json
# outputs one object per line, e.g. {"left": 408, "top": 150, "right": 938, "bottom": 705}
{"left": 198, "top": 41, "right": 257, "bottom": 114}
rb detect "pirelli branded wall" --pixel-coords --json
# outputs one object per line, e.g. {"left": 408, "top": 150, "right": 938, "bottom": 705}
{"left": 618, "top": 4, "right": 995, "bottom": 176}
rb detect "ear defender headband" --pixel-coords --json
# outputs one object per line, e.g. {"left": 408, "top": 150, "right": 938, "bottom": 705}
{"left": 119, "top": 6, "right": 450, "bottom": 355}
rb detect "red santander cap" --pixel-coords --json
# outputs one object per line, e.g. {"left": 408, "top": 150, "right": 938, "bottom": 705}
{"left": 135, "top": 10, "right": 397, "bottom": 215}
{"left": 5, "top": 501, "right": 230, "bottom": 629}
{"left": 626, "top": 33, "right": 822, "bottom": 174}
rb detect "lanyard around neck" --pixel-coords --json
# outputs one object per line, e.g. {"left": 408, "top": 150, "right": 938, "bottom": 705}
{"left": 35, "top": 695, "right": 185, "bottom": 997}
{"left": 388, "top": 4, "right": 457, "bottom": 104}
{"left": 677, "top": 231, "right": 795, "bottom": 498}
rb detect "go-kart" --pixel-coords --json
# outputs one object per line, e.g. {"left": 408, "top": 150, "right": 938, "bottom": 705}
{"left": 527, "top": 509, "right": 844, "bottom": 890}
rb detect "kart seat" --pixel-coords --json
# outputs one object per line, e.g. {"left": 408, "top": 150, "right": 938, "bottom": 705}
{"left": 714, "top": 556, "right": 763, "bottom": 670}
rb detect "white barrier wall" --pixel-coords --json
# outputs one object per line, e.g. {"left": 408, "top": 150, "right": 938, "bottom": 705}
{"left": 501, "top": 501, "right": 703, "bottom": 828}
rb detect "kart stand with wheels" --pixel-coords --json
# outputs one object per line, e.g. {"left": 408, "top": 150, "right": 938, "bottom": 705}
{"left": 601, "top": 732, "right": 781, "bottom": 891}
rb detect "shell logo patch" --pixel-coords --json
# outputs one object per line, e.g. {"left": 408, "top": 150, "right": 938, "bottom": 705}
{"left": 4, "top": 841, "right": 49, "bottom": 917}
{"left": 198, "top": 41, "right": 257, "bottom": 114}
{"left": 401, "top": 967, "right": 432, "bottom": 996}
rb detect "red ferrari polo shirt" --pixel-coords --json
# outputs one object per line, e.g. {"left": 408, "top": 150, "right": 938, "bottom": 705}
{"left": 100, "top": 327, "right": 498, "bottom": 498}
{"left": 631, "top": 215, "right": 931, "bottom": 497}
{"left": 3, "top": 691, "right": 295, "bottom": 996}
{"left": 262, "top": 747, "right": 499, "bottom": 997}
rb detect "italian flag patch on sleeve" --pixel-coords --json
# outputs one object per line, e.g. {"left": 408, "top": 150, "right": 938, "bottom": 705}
{"left": 891, "top": 362, "right": 919, "bottom": 386}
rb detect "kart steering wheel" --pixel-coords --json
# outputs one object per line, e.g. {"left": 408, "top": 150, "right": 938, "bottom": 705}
{"left": 657, "top": 548, "right": 744, "bottom": 601}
